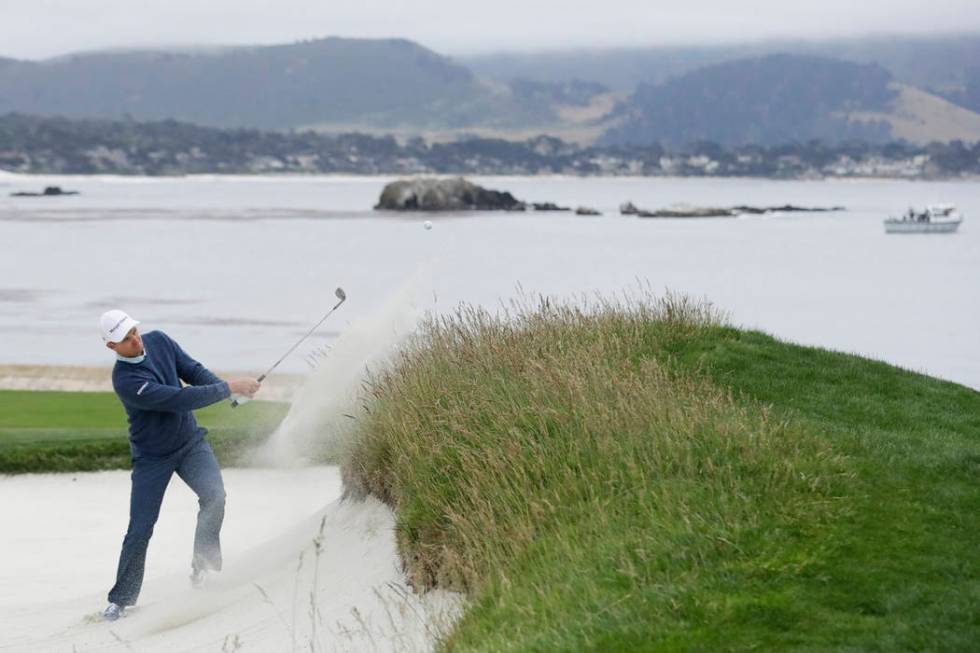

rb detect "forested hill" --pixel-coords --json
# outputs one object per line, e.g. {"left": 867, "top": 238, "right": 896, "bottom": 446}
{"left": 947, "top": 67, "right": 980, "bottom": 115}
{"left": 463, "top": 34, "right": 980, "bottom": 99}
{"left": 603, "top": 54, "right": 897, "bottom": 147}
{"left": 0, "top": 38, "right": 494, "bottom": 129}
{"left": 2, "top": 37, "right": 979, "bottom": 146}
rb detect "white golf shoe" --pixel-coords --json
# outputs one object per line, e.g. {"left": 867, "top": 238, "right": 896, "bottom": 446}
{"left": 190, "top": 567, "right": 209, "bottom": 589}
{"left": 101, "top": 602, "right": 125, "bottom": 622}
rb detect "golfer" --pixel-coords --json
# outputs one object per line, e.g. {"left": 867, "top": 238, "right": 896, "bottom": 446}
{"left": 98, "top": 309, "right": 260, "bottom": 621}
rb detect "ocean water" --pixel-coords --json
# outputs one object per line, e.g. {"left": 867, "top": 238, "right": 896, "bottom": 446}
{"left": 1, "top": 173, "right": 977, "bottom": 389}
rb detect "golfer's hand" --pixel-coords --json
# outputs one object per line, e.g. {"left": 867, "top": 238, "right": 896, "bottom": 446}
{"left": 228, "top": 378, "right": 260, "bottom": 398}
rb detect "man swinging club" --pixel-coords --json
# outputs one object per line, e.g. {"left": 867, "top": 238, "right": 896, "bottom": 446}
{"left": 98, "top": 309, "right": 260, "bottom": 621}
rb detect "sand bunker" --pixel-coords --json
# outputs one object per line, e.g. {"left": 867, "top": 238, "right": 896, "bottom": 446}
{"left": 0, "top": 468, "right": 461, "bottom": 652}
{"left": 0, "top": 279, "right": 461, "bottom": 652}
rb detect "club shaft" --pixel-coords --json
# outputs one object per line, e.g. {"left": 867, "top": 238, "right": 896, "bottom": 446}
{"left": 258, "top": 296, "right": 346, "bottom": 380}
{"left": 231, "top": 291, "right": 346, "bottom": 408}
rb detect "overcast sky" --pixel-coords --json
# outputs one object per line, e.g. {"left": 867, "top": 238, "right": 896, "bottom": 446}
{"left": 2, "top": 0, "right": 979, "bottom": 60}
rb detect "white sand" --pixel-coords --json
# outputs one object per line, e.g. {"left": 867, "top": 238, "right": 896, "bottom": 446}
{"left": 0, "top": 467, "right": 462, "bottom": 652}
{"left": 0, "top": 281, "right": 462, "bottom": 651}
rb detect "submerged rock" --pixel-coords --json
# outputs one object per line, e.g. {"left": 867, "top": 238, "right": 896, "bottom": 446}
{"left": 532, "top": 202, "right": 570, "bottom": 212}
{"left": 621, "top": 200, "right": 846, "bottom": 218}
{"left": 732, "top": 204, "right": 845, "bottom": 214}
{"left": 643, "top": 206, "right": 736, "bottom": 218}
{"left": 375, "top": 177, "right": 525, "bottom": 211}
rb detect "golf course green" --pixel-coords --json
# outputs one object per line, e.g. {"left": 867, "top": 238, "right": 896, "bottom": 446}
{"left": 0, "top": 390, "right": 288, "bottom": 473}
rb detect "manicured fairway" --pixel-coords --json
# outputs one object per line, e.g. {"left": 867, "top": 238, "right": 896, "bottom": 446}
{"left": 0, "top": 390, "right": 288, "bottom": 473}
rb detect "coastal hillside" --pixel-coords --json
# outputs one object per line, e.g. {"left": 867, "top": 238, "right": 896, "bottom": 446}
{"left": 946, "top": 65, "right": 980, "bottom": 114}
{"left": 602, "top": 54, "right": 898, "bottom": 147}
{"left": 3, "top": 36, "right": 980, "bottom": 147}
{"left": 464, "top": 33, "right": 980, "bottom": 100}
{"left": 342, "top": 294, "right": 980, "bottom": 650}
{"left": 849, "top": 83, "right": 980, "bottom": 144}
{"left": 0, "top": 38, "right": 504, "bottom": 130}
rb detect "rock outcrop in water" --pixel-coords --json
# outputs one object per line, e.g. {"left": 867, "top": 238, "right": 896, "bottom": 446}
{"left": 532, "top": 202, "right": 570, "bottom": 212}
{"left": 375, "top": 177, "right": 525, "bottom": 211}
{"left": 619, "top": 201, "right": 844, "bottom": 218}
{"left": 10, "top": 186, "right": 79, "bottom": 197}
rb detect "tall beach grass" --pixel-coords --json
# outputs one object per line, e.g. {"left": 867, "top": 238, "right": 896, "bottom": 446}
{"left": 341, "top": 293, "right": 863, "bottom": 650}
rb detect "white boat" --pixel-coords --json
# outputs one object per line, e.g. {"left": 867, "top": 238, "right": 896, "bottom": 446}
{"left": 884, "top": 204, "right": 963, "bottom": 234}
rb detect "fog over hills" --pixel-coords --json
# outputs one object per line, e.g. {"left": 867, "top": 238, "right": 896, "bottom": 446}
{"left": 463, "top": 34, "right": 980, "bottom": 97}
{"left": 1, "top": 34, "right": 979, "bottom": 147}
{"left": 0, "top": 38, "right": 501, "bottom": 130}
{"left": 465, "top": 34, "right": 980, "bottom": 136}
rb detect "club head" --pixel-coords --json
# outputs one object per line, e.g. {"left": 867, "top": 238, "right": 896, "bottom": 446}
{"left": 335, "top": 287, "right": 346, "bottom": 302}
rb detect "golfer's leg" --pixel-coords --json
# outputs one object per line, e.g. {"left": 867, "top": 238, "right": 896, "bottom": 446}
{"left": 176, "top": 439, "right": 226, "bottom": 572}
{"left": 107, "top": 458, "right": 173, "bottom": 606}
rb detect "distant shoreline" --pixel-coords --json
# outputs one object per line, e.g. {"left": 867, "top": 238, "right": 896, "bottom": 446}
{"left": 3, "top": 171, "right": 980, "bottom": 183}
{"left": 2, "top": 113, "right": 977, "bottom": 180}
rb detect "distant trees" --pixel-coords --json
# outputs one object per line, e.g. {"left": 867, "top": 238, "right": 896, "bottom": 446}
{"left": 603, "top": 54, "right": 897, "bottom": 148}
{"left": 927, "top": 140, "right": 978, "bottom": 172}
{"left": 0, "top": 113, "right": 977, "bottom": 178}
{"left": 946, "top": 66, "right": 980, "bottom": 114}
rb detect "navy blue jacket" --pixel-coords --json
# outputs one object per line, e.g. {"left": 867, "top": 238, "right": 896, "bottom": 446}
{"left": 112, "top": 331, "right": 230, "bottom": 458}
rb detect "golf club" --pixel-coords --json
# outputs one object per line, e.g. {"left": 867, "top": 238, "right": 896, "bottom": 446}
{"left": 231, "top": 287, "right": 347, "bottom": 407}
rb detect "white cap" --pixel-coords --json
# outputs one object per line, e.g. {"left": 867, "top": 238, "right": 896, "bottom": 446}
{"left": 100, "top": 309, "right": 140, "bottom": 343}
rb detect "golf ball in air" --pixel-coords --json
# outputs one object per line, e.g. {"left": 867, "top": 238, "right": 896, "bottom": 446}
{"left": 424, "top": 221, "right": 433, "bottom": 230}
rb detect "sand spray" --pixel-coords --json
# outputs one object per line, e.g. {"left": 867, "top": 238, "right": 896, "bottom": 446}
{"left": 254, "top": 268, "right": 433, "bottom": 467}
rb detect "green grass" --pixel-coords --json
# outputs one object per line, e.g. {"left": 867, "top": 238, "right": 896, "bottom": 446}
{"left": 341, "top": 295, "right": 980, "bottom": 651}
{"left": 655, "top": 327, "right": 980, "bottom": 650}
{"left": 0, "top": 390, "right": 289, "bottom": 473}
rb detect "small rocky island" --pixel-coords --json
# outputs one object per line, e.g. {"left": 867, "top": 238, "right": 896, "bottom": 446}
{"left": 375, "top": 177, "right": 525, "bottom": 211}
{"left": 10, "top": 185, "right": 80, "bottom": 197}
{"left": 373, "top": 177, "right": 841, "bottom": 219}
{"left": 619, "top": 201, "right": 844, "bottom": 218}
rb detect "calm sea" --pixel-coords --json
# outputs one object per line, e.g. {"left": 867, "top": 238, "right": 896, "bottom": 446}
{"left": 1, "top": 173, "right": 977, "bottom": 389}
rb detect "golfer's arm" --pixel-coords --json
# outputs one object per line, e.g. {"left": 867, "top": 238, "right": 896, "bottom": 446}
{"left": 169, "top": 335, "right": 223, "bottom": 386}
{"left": 119, "top": 379, "right": 231, "bottom": 412}
{"left": 178, "top": 357, "right": 223, "bottom": 387}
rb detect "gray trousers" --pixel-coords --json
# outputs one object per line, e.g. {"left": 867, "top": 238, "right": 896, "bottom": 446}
{"left": 108, "top": 438, "right": 225, "bottom": 607}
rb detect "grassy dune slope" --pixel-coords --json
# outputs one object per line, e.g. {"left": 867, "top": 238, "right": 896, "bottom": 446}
{"left": 342, "top": 296, "right": 979, "bottom": 651}
{"left": 848, "top": 83, "right": 980, "bottom": 145}
{"left": 0, "top": 390, "right": 288, "bottom": 472}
